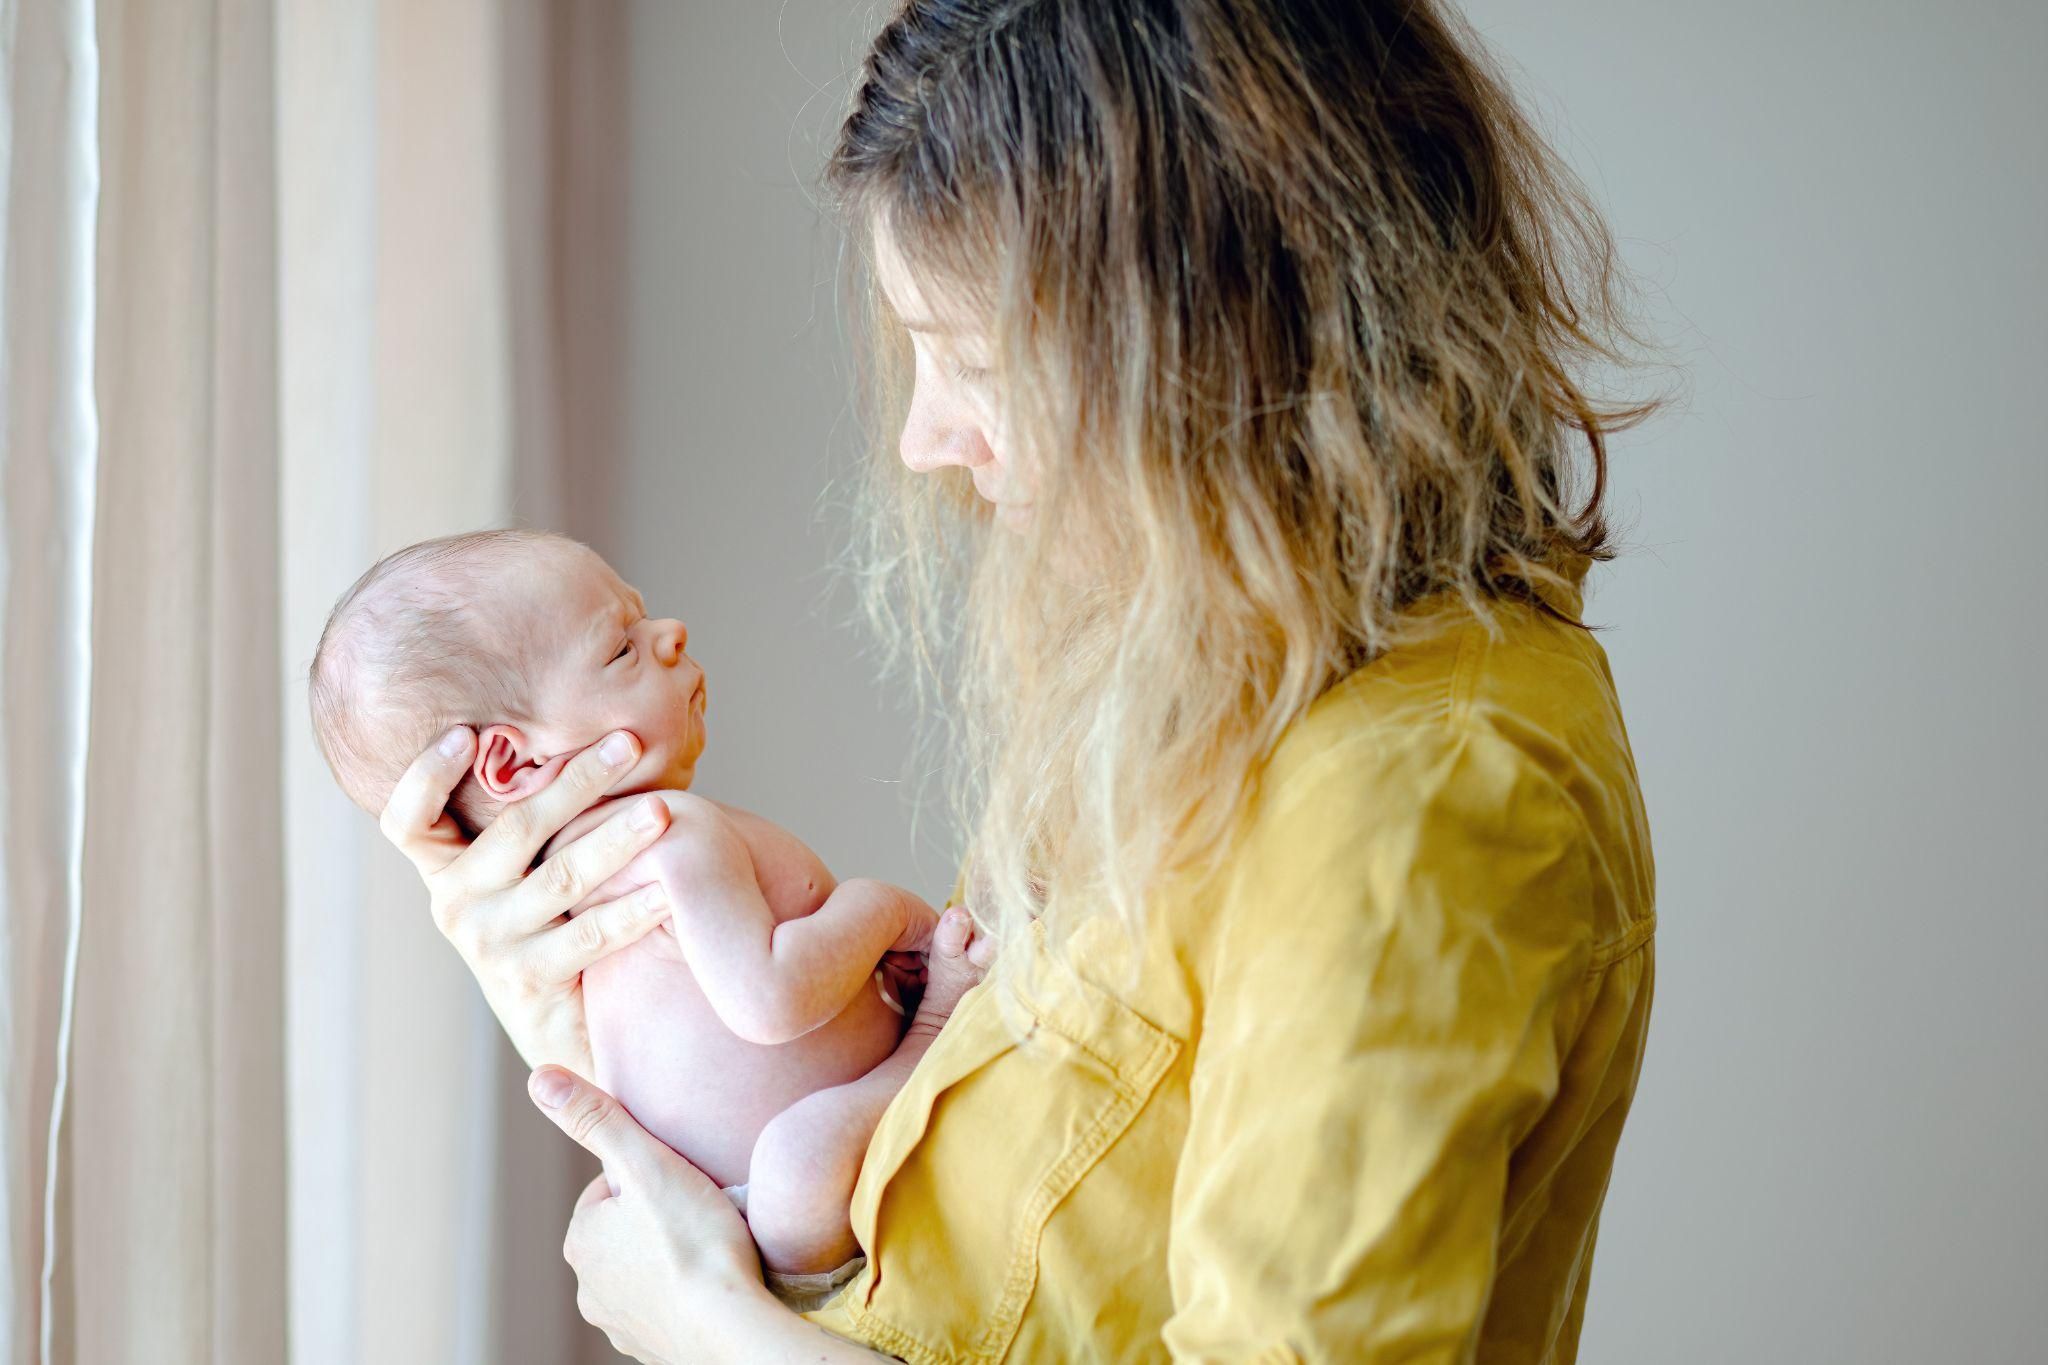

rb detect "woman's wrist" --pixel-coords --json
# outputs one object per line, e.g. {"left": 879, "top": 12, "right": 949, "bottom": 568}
{"left": 665, "top": 1269, "right": 782, "bottom": 1364}
{"left": 475, "top": 979, "right": 590, "bottom": 1075}
{"left": 677, "top": 1272, "right": 892, "bottom": 1364}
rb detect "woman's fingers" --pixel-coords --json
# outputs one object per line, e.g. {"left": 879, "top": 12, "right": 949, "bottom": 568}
{"left": 518, "top": 793, "right": 672, "bottom": 928}
{"left": 470, "top": 730, "right": 646, "bottom": 878}
{"left": 529, "top": 1066, "right": 667, "bottom": 1193}
{"left": 379, "top": 727, "right": 478, "bottom": 877}
{"left": 574, "top": 1171, "right": 611, "bottom": 1214}
{"left": 530, "top": 882, "right": 670, "bottom": 983}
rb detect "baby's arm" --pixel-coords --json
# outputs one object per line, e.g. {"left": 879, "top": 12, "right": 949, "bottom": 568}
{"left": 636, "top": 793, "right": 936, "bottom": 1045}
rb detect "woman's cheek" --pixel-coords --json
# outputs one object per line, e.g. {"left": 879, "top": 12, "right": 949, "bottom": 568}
{"left": 966, "top": 394, "right": 1022, "bottom": 492}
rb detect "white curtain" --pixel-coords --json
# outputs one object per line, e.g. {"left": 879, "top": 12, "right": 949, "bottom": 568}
{"left": 1, "top": 0, "right": 110, "bottom": 1359}
{"left": 3, "top": 1, "right": 629, "bottom": 1360}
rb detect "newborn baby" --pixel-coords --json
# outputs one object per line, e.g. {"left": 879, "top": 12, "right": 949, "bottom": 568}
{"left": 308, "top": 529, "right": 987, "bottom": 1306}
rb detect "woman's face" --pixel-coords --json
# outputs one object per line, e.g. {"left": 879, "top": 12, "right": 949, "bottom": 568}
{"left": 872, "top": 223, "right": 1032, "bottom": 527}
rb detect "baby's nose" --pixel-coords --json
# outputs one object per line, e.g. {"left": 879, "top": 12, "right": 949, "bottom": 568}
{"left": 653, "top": 619, "right": 688, "bottom": 665}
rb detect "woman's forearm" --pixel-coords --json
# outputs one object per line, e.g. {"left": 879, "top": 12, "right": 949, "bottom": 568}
{"left": 492, "top": 990, "right": 593, "bottom": 1077}
{"left": 686, "top": 1276, "right": 897, "bottom": 1363}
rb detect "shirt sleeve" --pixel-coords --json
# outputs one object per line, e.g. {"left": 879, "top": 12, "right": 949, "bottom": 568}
{"left": 1161, "top": 725, "right": 1597, "bottom": 1363}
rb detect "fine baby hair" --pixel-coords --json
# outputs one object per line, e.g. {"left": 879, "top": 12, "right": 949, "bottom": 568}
{"left": 309, "top": 528, "right": 573, "bottom": 837}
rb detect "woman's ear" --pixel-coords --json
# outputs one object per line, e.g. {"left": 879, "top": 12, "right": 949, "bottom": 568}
{"left": 474, "top": 724, "right": 572, "bottom": 803}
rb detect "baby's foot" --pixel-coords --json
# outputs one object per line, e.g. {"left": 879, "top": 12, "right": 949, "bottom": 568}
{"left": 912, "top": 906, "right": 993, "bottom": 1031}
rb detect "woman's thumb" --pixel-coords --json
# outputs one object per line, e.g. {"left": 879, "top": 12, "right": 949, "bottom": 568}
{"left": 529, "top": 1066, "right": 656, "bottom": 1189}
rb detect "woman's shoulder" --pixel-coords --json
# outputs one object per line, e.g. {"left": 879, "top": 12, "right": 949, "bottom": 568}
{"left": 1230, "top": 589, "right": 1653, "bottom": 953}
{"left": 1270, "top": 592, "right": 1612, "bottom": 774}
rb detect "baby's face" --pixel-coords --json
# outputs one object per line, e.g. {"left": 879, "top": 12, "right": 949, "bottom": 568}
{"left": 490, "top": 542, "right": 707, "bottom": 797}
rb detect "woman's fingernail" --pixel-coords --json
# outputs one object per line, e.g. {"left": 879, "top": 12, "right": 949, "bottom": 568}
{"left": 530, "top": 1068, "right": 575, "bottom": 1110}
{"left": 633, "top": 796, "right": 665, "bottom": 831}
{"left": 599, "top": 732, "right": 636, "bottom": 767}
{"left": 438, "top": 727, "right": 470, "bottom": 758}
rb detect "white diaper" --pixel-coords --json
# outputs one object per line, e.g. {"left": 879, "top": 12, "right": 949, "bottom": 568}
{"left": 720, "top": 1183, "right": 866, "bottom": 1312}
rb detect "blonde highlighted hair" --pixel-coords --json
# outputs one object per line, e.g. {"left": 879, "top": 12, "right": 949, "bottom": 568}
{"left": 827, "top": 0, "right": 1660, "bottom": 991}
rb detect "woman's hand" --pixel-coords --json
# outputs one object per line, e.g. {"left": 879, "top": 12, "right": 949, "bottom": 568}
{"left": 528, "top": 1066, "right": 768, "bottom": 1364}
{"left": 380, "top": 726, "right": 676, "bottom": 1075}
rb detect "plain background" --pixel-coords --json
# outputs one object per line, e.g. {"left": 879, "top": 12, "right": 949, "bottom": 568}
{"left": 617, "top": 3, "right": 2048, "bottom": 1361}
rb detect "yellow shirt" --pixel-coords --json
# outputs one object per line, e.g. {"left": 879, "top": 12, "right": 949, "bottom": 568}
{"left": 804, "top": 581, "right": 1656, "bottom": 1363}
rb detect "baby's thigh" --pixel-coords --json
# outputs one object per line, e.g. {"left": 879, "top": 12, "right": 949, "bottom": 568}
{"left": 748, "top": 1078, "right": 882, "bottom": 1207}
{"left": 743, "top": 1070, "right": 909, "bottom": 1272}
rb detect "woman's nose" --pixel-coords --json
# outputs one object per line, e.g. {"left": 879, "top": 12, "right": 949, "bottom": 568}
{"left": 899, "top": 386, "right": 995, "bottom": 474}
{"left": 652, "top": 619, "right": 688, "bottom": 666}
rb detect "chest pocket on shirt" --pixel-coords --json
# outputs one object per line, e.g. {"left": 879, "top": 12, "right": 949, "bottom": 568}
{"left": 843, "top": 923, "right": 1181, "bottom": 1364}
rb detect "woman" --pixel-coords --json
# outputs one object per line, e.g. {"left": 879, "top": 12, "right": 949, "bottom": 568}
{"left": 381, "top": 2, "right": 1658, "bottom": 1359}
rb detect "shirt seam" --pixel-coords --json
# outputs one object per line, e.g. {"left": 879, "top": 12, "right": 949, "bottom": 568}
{"left": 1447, "top": 613, "right": 1487, "bottom": 726}
{"left": 1589, "top": 912, "right": 1656, "bottom": 969}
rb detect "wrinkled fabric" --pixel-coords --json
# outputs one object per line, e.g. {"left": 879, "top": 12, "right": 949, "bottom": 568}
{"left": 805, "top": 580, "right": 1655, "bottom": 1363}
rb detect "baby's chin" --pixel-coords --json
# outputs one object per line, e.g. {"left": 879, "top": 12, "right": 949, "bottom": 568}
{"left": 620, "top": 739, "right": 700, "bottom": 795}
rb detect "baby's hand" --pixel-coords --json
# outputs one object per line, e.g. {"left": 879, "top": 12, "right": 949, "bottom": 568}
{"left": 906, "top": 907, "right": 995, "bottom": 1034}
{"left": 870, "top": 900, "right": 942, "bottom": 1018}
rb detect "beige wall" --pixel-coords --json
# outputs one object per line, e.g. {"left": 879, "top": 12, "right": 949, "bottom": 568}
{"left": 616, "top": 1, "right": 949, "bottom": 897}
{"left": 1462, "top": 3, "right": 2048, "bottom": 1360}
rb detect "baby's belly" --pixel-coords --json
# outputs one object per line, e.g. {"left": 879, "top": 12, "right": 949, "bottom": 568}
{"left": 582, "top": 932, "right": 903, "bottom": 1188}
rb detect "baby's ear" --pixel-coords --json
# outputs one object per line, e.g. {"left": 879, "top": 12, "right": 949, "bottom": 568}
{"left": 474, "top": 724, "right": 572, "bottom": 803}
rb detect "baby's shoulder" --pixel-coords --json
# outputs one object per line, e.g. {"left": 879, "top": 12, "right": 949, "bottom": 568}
{"left": 702, "top": 799, "right": 834, "bottom": 916}
{"left": 538, "top": 789, "right": 725, "bottom": 864}
{"left": 545, "top": 791, "right": 832, "bottom": 915}
{"left": 703, "top": 798, "right": 813, "bottom": 868}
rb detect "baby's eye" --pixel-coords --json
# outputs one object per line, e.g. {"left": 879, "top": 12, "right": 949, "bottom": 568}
{"left": 610, "top": 640, "right": 634, "bottom": 664}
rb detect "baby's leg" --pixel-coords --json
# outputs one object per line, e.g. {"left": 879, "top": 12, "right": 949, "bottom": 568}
{"left": 744, "top": 907, "right": 990, "bottom": 1275}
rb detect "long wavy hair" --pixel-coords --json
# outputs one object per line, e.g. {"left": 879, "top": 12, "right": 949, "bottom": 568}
{"left": 827, "top": 0, "right": 1659, "bottom": 996}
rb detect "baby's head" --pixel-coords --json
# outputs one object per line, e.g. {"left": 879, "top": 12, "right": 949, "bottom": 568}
{"left": 310, "top": 529, "right": 707, "bottom": 836}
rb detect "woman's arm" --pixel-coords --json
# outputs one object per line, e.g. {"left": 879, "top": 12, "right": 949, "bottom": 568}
{"left": 693, "top": 1284, "right": 900, "bottom": 1364}
{"left": 379, "top": 726, "right": 676, "bottom": 1074}
{"left": 1161, "top": 730, "right": 1597, "bottom": 1360}
{"left": 528, "top": 1065, "right": 899, "bottom": 1364}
